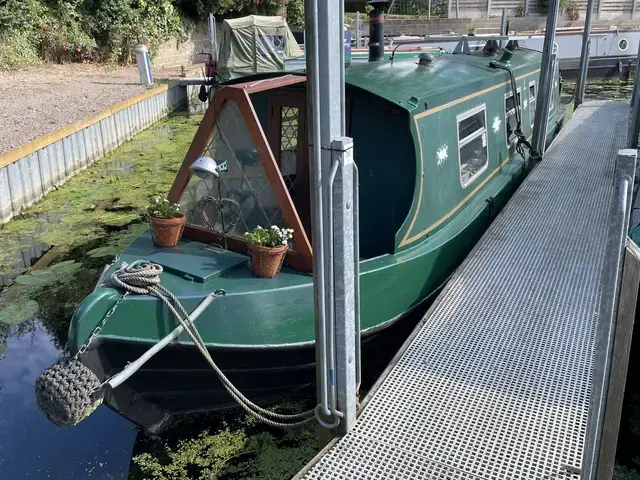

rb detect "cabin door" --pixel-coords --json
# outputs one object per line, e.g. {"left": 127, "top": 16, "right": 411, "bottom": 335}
{"left": 267, "top": 92, "right": 311, "bottom": 235}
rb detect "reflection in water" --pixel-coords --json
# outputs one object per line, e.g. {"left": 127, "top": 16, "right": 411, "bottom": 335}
{"left": 0, "top": 325, "right": 135, "bottom": 478}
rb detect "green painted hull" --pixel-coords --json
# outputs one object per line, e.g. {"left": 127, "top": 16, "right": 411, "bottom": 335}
{"left": 67, "top": 49, "right": 566, "bottom": 429}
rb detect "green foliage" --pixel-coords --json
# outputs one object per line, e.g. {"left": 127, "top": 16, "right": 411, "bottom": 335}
{"left": 84, "top": 0, "right": 188, "bottom": 62}
{"left": 133, "top": 426, "right": 248, "bottom": 480}
{"left": 0, "top": 0, "right": 189, "bottom": 66}
{"left": 244, "top": 225, "right": 293, "bottom": 248}
{"left": 15, "top": 261, "right": 82, "bottom": 286}
{"left": 0, "top": 300, "right": 39, "bottom": 325}
{"left": 541, "top": 0, "right": 572, "bottom": 12}
{"left": 284, "top": 0, "right": 304, "bottom": 28}
{"left": 147, "top": 197, "right": 182, "bottom": 219}
{"left": 0, "top": 30, "right": 41, "bottom": 69}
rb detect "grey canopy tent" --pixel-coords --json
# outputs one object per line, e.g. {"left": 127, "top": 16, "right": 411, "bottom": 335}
{"left": 218, "top": 15, "right": 303, "bottom": 79}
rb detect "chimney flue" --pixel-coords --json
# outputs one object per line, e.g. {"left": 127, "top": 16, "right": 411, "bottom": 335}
{"left": 368, "top": 0, "right": 388, "bottom": 62}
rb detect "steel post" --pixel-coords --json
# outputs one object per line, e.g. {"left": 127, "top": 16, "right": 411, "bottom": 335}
{"left": 356, "top": 12, "right": 361, "bottom": 48}
{"left": 499, "top": 9, "right": 506, "bottom": 46}
{"left": 134, "top": 45, "right": 153, "bottom": 86}
{"left": 331, "top": 138, "right": 357, "bottom": 434}
{"left": 627, "top": 42, "right": 640, "bottom": 149}
{"left": 524, "top": 0, "right": 529, "bottom": 16}
{"left": 305, "top": 0, "right": 359, "bottom": 438}
{"left": 575, "top": 0, "right": 595, "bottom": 107}
{"left": 530, "top": 0, "right": 559, "bottom": 160}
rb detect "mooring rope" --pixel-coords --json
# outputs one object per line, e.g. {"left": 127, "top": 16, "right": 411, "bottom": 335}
{"left": 109, "top": 262, "right": 315, "bottom": 428}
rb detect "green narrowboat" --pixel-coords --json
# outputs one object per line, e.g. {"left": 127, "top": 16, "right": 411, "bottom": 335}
{"left": 68, "top": 40, "right": 565, "bottom": 432}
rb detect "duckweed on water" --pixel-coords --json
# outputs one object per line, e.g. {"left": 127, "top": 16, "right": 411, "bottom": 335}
{"left": 0, "top": 113, "right": 200, "bottom": 273}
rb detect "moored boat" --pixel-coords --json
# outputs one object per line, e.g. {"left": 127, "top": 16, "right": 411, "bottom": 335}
{"left": 68, "top": 38, "right": 565, "bottom": 432}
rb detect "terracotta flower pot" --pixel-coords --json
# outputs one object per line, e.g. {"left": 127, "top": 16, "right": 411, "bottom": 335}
{"left": 247, "top": 243, "right": 288, "bottom": 278}
{"left": 148, "top": 215, "right": 185, "bottom": 248}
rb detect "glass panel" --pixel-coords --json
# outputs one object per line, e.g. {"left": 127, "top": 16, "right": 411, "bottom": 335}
{"left": 458, "top": 110, "right": 485, "bottom": 141}
{"left": 180, "top": 101, "right": 284, "bottom": 237}
{"left": 460, "top": 133, "right": 487, "bottom": 187}
{"left": 279, "top": 106, "right": 299, "bottom": 197}
{"left": 529, "top": 84, "right": 536, "bottom": 128}
{"left": 257, "top": 35, "right": 286, "bottom": 56}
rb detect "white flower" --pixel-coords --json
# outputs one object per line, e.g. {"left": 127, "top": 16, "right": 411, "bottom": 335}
{"left": 163, "top": 198, "right": 168, "bottom": 203}
{"left": 154, "top": 198, "right": 159, "bottom": 203}
{"left": 282, "top": 239, "right": 287, "bottom": 245}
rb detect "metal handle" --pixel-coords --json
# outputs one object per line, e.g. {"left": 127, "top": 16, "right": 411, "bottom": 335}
{"left": 353, "top": 162, "right": 361, "bottom": 392}
{"left": 107, "top": 293, "right": 216, "bottom": 389}
{"left": 326, "top": 159, "right": 341, "bottom": 418}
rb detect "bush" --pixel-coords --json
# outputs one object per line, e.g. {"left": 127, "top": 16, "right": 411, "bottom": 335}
{"left": 39, "top": 1, "right": 97, "bottom": 63}
{"left": 83, "top": 0, "right": 188, "bottom": 62}
{"left": 0, "top": 31, "right": 42, "bottom": 69}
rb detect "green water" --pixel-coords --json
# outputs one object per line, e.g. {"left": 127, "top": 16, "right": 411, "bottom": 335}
{"left": 1, "top": 82, "right": 640, "bottom": 479}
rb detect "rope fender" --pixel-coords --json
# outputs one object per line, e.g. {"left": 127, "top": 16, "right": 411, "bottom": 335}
{"left": 35, "top": 261, "right": 316, "bottom": 429}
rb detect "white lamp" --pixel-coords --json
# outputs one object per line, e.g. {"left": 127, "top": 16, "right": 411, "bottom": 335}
{"left": 190, "top": 156, "right": 219, "bottom": 179}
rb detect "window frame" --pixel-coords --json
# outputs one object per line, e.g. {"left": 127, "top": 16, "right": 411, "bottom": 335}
{"left": 529, "top": 80, "right": 536, "bottom": 129}
{"left": 504, "top": 88, "right": 522, "bottom": 147}
{"left": 457, "top": 103, "right": 489, "bottom": 189}
{"left": 549, "top": 60, "right": 557, "bottom": 116}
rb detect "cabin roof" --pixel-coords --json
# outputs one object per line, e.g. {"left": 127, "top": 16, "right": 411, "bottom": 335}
{"left": 344, "top": 48, "right": 543, "bottom": 110}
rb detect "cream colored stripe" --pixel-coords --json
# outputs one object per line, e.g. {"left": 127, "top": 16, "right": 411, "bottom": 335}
{"left": 0, "top": 84, "right": 169, "bottom": 169}
{"left": 399, "top": 69, "right": 539, "bottom": 247}
{"left": 399, "top": 154, "right": 515, "bottom": 247}
{"left": 414, "top": 69, "right": 540, "bottom": 120}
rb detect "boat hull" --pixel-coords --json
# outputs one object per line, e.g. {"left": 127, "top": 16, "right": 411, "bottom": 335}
{"left": 83, "top": 306, "right": 423, "bottom": 433}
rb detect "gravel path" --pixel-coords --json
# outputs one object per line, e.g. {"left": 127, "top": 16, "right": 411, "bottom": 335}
{"left": 0, "top": 64, "right": 194, "bottom": 156}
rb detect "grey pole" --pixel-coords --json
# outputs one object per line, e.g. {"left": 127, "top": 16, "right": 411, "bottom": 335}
{"left": 209, "top": 13, "right": 217, "bottom": 62}
{"left": 305, "top": 0, "right": 359, "bottom": 437}
{"left": 499, "top": 9, "right": 507, "bottom": 47}
{"left": 356, "top": 12, "right": 362, "bottom": 48}
{"left": 531, "top": 0, "right": 559, "bottom": 160}
{"left": 627, "top": 42, "right": 640, "bottom": 149}
{"left": 575, "top": 0, "right": 596, "bottom": 107}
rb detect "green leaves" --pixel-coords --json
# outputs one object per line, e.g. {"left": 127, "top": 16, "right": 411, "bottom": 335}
{"left": 15, "top": 260, "right": 81, "bottom": 287}
{"left": 0, "top": 300, "right": 39, "bottom": 325}
{"left": 15, "top": 270, "right": 56, "bottom": 286}
{"left": 87, "top": 246, "right": 121, "bottom": 258}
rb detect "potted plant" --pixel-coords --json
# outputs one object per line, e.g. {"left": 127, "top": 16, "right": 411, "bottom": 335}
{"left": 146, "top": 197, "right": 185, "bottom": 248}
{"left": 244, "top": 226, "right": 294, "bottom": 278}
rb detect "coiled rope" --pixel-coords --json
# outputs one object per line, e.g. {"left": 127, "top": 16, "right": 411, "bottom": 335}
{"left": 109, "top": 261, "right": 315, "bottom": 428}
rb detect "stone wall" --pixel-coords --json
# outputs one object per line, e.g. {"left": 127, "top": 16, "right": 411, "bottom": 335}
{"left": 151, "top": 22, "right": 213, "bottom": 70}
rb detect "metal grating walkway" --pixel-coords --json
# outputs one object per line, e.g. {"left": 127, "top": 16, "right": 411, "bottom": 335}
{"left": 297, "top": 101, "right": 630, "bottom": 480}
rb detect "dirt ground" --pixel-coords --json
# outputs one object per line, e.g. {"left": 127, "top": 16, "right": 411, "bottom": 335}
{"left": 0, "top": 63, "right": 201, "bottom": 155}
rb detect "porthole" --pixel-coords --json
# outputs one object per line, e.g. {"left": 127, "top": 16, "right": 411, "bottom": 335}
{"left": 552, "top": 41, "right": 559, "bottom": 54}
{"left": 619, "top": 38, "right": 629, "bottom": 51}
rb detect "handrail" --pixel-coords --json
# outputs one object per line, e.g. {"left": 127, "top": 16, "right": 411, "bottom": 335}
{"left": 582, "top": 149, "right": 637, "bottom": 479}
{"left": 627, "top": 40, "right": 640, "bottom": 149}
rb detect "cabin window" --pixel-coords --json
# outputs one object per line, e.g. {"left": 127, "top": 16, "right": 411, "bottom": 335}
{"left": 180, "top": 100, "right": 285, "bottom": 237}
{"left": 504, "top": 89, "right": 521, "bottom": 145}
{"left": 457, "top": 105, "right": 488, "bottom": 188}
{"left": 529, "top": 81, "right": 536, "bottom": 129}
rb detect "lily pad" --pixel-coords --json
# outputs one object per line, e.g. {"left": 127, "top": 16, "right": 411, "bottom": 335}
{"left": 49, "top": 260, "right": 82, "bottom": 277}
{"left": 61, "top": 213, "right": 90, "bottom": 224}
{"left": 87, "top": 246, "right": 121, "bottom": 258}
{"left": 15, "top": 270, "right": 56, "bottom": 286}
{"left": 0, "top": 300, "right": 39, "bottom": 325}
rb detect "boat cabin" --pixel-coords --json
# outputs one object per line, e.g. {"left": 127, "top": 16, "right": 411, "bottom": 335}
{"left": 168, "top": 44, "right": 561, "bottom": 273}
